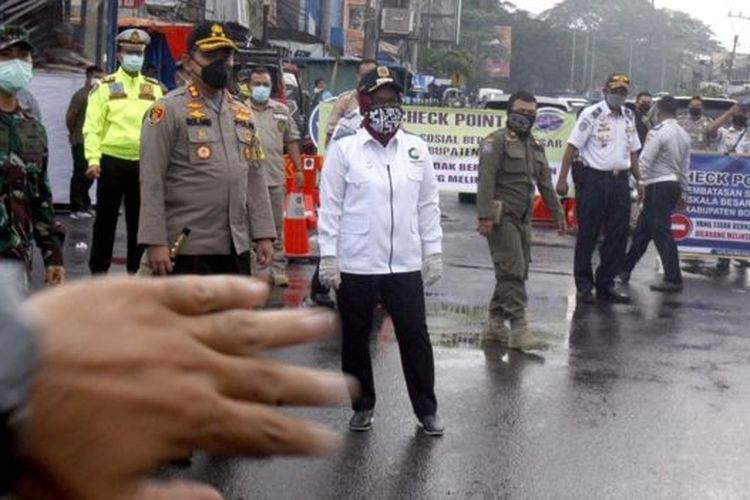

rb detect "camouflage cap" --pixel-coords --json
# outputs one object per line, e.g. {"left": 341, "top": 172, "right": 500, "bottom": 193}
{"left": 0, "top": 25, "right": 34, "bottom": 53}
{"left": 187, "top": 22, "right": 238, "bottom": 52}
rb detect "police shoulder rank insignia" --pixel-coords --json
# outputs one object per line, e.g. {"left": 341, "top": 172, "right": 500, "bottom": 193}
{"left": 196, "top": 145, "right": 212, "bottom": 160}
{"left": 148, "top": 103, "right": 166, "bottom": 126}
{"left": 139, "top": 83, "right": 156, "bottom": 101}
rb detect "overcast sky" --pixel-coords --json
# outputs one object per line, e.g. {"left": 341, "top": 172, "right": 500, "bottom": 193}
{"left": 517, "top": 0, "right": 750, "bottom": 52}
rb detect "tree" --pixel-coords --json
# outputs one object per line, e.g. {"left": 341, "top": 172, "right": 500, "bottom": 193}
{"left": 422, "top": 48, "right": 477, "bottom": 82}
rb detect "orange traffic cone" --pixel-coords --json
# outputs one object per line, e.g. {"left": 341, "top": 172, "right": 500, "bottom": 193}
{"left": 284, "top": 192, "right": 311, "bottom": 258}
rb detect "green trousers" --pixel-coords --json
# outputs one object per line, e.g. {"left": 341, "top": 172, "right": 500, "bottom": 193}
{"left": 486, "top": 217, "right": 531, "bottom": 322}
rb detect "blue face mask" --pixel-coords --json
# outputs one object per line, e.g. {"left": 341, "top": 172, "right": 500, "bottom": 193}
{"left": 0, "top": 59, "right": 33, "bottom": 94}
{"left": 121, "top": 54, "right": 144, "bottom": 73}
{"left": 252, "top": 85, "right": 271, "bottom": 103}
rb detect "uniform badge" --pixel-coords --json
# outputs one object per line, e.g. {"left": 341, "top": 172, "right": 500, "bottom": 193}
{"left": 243, "top": 145, "right": 252, "bottom": 160}
{"left": 148, "top": 104, "right": 166, "bottom": 125}
{"left": 578, "top": 120, "right": 590, "bottom": 132}
{"left": 408, "top": 147, "right": 421, "bottom": 160}
{"left": 189, "top": 109, "right": 207, "bottom": 119}
{"left": 109, "top": 81, "right": 127, "bottom": 99}
{"left": 187, "top": 84, "right": 200, "bottom": 98}
{"left": 139, "top": 83, "right": 155, "bottom": 101}
{"left": 481, "top": 142, "right": 495, "bottom": 154}
{"left": 377, "top": 66, "right": 390, "bottom": 78}
{"left": 196, "top": 145, "right": 212, "bottom": 160}
{"left": 187, "top": 102, "right": 203, "bottom": 110}
{"left": 242, "top": 129, "right": 256, "bottom": 142}
{"left": 277, "top": 119, "right": 288, "bottom": 132}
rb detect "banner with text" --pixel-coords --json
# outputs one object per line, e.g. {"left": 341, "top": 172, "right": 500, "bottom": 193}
{"left": 315, "top": 103, "right": 575, "bottom": 193}
{"left": 675, "top": 153, "right": 750, "bottom": 260}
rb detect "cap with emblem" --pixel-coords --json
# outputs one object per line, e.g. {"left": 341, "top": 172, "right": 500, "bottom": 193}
{"left": 0, "top": 25, "right": 34, "bottom": 53}
{"left": 605, "top": 73, "right": 630, "bottom": 91}
{"left": 358, "top": 65, "right": 403, "bottom": 95}
{"left": 187, "top": 22, "right": 239, "bottom": 52}
{"left": 116, "top": 28, "right": 151, "bottom": 48}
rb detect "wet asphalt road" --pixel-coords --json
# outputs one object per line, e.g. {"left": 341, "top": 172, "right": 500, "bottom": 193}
{"left": 40, "top": 197, "right": 750, "bottom": 499}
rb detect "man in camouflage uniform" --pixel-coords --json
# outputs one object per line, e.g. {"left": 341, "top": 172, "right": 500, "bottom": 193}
{"left": 0, "top": 26, "right": 65, "bottom": 285}
{"left": 477, "top": 91, "right": 565, "bottom": 352}
{"left": 678, "top": 96, "right": 716, "bottom": 151}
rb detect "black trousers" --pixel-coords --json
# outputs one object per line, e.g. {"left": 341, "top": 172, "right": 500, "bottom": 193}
{"left": 171, "top": 251, "right": 251, "bottom": 276}
{"left": 574, "top": 168, "right": 631, "bottom": 292}
{"left": 69, "top": 143, "right": 93, "bottom": 212}
{"left": 622, "top": 181, "right": 683, "bottom": 284}
{"left": 89, "top": 155, "right": 142, "bottom": 274}
{"left": 337, "top": 271, "right": 437, "bottom": 418}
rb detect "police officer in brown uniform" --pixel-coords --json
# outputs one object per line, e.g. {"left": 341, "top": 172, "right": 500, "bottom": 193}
{"left": 477, "top": 91, "right": 566, "bottom": 351}
{"left": 241, "top": 66, "right": 303, "bottom": 287}
{"left": 138, "top": 22, "right": 275, "bottom": 275}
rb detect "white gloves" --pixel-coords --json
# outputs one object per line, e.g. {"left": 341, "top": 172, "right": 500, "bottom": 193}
{"left": 319, "top": 256, "right": 341, "bottom": 290}
{"left": 421, "top": 253, "right": 443, "bottom": 287}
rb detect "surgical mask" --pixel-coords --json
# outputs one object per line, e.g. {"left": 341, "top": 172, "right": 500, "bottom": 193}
{"left": 196, "top": 58, "right": 230, "bottom": 89}
{"left": 507, "top": 111, "right": 536, "bottom": 136}
{"left": 0, "top": 59, "right": 33, "bottom": 94}
{"left": 606, "top": 93, "right": 626, "bottom": 109}
{"left": 252, "top": 85, "right": 271, "bottom": 103}
{"left": 733, "top": 115, "right": 748, "bottom": 129}
{"left": 364, "top": 104, "right": 404, "bottom": 136}
{"left": 121, "top": 54, "right": 144, "bottom": 73}
{"left": 688, "top": 107, "right": 702, "bottom": 119}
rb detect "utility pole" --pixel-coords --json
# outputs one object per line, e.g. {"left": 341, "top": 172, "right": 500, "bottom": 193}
{"left": 728, "top": 13, "right": 750, "bottom": 82}
{"left": 569, "top": 29, "right": 577, "bottom": 91}
{"left": 363, "top": 0, "right": 380, "bottom": 59}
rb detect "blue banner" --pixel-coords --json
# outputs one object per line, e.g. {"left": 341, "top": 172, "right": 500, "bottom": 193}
{"left": 676, "top": 153, "right": 750, "bottom": 259}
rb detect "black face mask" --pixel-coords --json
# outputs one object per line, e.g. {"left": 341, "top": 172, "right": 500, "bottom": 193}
{"left": 688, "top": 107, "right": 702, "bottom": 119}
{"left": 638, "top": 103, "right": 651, "bottom": 113}
{"left": 507, "top": 111, "right": 536, "bottom": 137}
{"left": 193, "top": 57, "right": 230, "bottom": 89}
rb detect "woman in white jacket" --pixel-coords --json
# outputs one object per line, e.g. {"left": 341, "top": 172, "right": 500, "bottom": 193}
{"left": 317, "top": 66, "right": 444, "bottom": 436}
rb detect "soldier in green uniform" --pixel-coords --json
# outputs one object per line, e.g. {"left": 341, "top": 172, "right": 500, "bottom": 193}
{"left": 0, "top": 25, "right": 65, "bottom": 286}
{"left": 476, "top": 91, "right": 565, "bottom": 351}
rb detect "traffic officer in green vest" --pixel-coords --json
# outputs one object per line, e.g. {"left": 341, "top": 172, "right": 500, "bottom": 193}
{"left": 83, "top": 28, "right": 163, "bottom": 274}
{"left": 0, "top": 25, "right": 65, "bottom": 286}
{"left": 477, "top": 91, "right": 566, "bottom": 352}
{"left": 239, "top": 66, "right": 303, "bottom": 287}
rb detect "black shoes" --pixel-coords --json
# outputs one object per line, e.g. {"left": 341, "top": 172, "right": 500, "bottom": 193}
{"left": 418, "top": 414, "right": 445, "bottom": 436}
{"left": 576, "top": 290, "right": 596, "bottom": 304}
{"left": 349, "top": 410, "right": 374, "bottom": 432}
{"left": 596, "top": 287, "right": 631, "bottom": 304}
{"left": 650, "top": 280, "right": 683, "bottom": 293}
